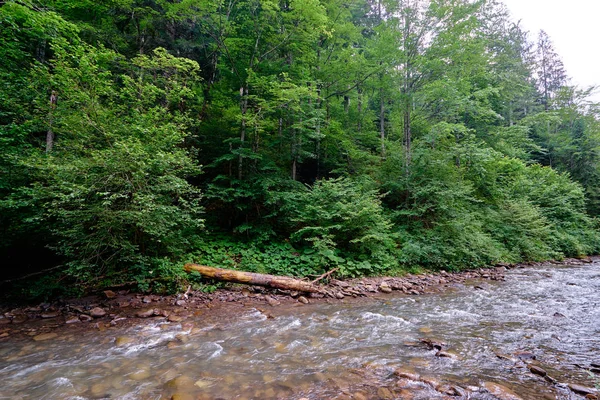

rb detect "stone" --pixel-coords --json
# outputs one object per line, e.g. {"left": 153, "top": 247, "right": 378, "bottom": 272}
{"left": 175, "top": 299, "right": 186, "bottom": 306}
{"left": 379, "top": 283, "right": 393, "bottom": 293}
{"left": 171, "top": 393, "right": 194, "bottom": 400}
{"left": 33, "top": 332, "right": 58, "bottom": 341}
{"left": 483, "top": 382, "right": 523, "bottom": 400}
{"left": 335, "top": 292, "right": 345, "bottom": 299}
{"left": 167, "top": 315, "right": 184, "bottom": 323}
{"left": 142, "top": 296, "right": 152, "bottom": 303}
{"left": 528, "top": 365, "right": 547, "bottom": 377}
{"left": 115, "top": 336, "right": 134, "bottom": 346}
{"left": 130, "top": 368, "right": 151, "bottom": 380}
{"left": 90, "top": 307, "right": 106, "bottom": 318}
{"left": 568, "top": 384, "right": 596, "bottom": 396}
{"left": 265, "top": 295, "right": 280, "bottom": 306}
{"left": 376, "top": 387, "right": 394, "bottom": 399}
{"left": 585, "top": 394, "right": 598, "bottom": 400}
{"left": 0, "top": 332, "right": 9, "bottom": 338}
{"left": 393, "top": 368, "right": 420, "bottom": 381}
{"left": 79, "top": 314, "right": 92, "bottom": 322}
{"left": 435, "top": 350, "right": 456, "bottom": 358}
{"left": 103, "top": 290, "right": 117, "bottom": 299}
{"left": 136, "top": 309, "right": 155, "bottom": 318}
{"left": 40, "top": 312, "right": 60, "bottom": 319}
{"left": 65, "top": 316, "right": 80, "bottom": 324}
{"left": 298, "top": 296, "right": 309, "bottom": 304}
{"left": 165, "top": 376, "right": 195, "bottom": 391}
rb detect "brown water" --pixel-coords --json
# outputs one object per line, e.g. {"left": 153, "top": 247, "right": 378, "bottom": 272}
{"left": 1, "top": 261, "right": 599, "bottom": 399}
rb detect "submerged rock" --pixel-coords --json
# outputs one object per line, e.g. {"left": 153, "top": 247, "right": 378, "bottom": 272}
{"left": 32, "top": 332, "right": 58, "bottom": 341}
{"left": 483, "top": 382, "right": 523, "bottom": 400}
{"left": 528, "top": 365, "right": 547, "bottom": 377}
{"left": 568, "top": 383, "right": 596, "bottom": 396}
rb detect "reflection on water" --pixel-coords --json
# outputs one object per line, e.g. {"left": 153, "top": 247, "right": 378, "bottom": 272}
{"left": 1, "top": 262, "right": 599, "bottom": 399}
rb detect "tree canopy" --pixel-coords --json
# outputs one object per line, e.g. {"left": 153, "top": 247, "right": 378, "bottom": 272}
{"left": 1, "top": 0, "right": 599, "bottom": 300}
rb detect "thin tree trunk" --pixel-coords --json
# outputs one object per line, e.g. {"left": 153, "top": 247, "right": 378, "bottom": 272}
{"left": 238, "top": 84, "right": 248, "bottom": 179}
{"left": 380, "top": 87, "right": 386, "bottom": 158}
{"left": 46, "top": 91, "right": 57, "bottom": 153}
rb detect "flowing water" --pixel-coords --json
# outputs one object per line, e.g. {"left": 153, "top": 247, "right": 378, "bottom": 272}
{"left": 1, "top": 262, "right": 599, "bottom": 400}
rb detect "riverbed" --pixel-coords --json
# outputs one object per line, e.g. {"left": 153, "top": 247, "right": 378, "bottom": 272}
{"left": 0, "top": 261, "right": 599, "bottom": 399}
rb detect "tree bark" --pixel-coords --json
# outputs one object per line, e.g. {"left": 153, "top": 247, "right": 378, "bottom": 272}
{"left": 184, "top": 264, "right": 322, "bottom": 293}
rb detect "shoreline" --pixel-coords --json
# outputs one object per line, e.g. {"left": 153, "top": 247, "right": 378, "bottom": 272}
{"left": 0, "top": 257, "right": 596, "bottom": 341}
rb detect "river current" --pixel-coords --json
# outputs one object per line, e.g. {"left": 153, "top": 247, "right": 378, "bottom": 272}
{"left": 0, "top": 261, "right": 599, "bottom": 399}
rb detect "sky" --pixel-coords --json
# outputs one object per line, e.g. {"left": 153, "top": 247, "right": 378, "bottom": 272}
{"left": 501, "top": 0, "right": 600, "bottom": 102}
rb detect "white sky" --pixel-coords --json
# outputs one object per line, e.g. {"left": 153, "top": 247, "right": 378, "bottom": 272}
{"left": 501, "top": 0, "right": 600, "bottom": 103}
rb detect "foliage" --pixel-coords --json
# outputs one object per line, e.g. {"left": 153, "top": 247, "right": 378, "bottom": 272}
{"left": 1, "top": 0, "right": 600, "bottom": 299}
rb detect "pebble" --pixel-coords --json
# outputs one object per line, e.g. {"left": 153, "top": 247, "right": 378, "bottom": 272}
{"left": 142, "top": 296, "right": 152, "bottom": 303}
{"left": 528, "top": 365, "right": 547, "bottom": 377}
{"left": 40, "top": 312, "right": 60, "bottom": 319}
{"left": 265, "top": 295, "right": 280, "bottom": 306}
{"left": 379, "top": 283, "right": 392, "bottom": 293}
{"left": 65, "top": 316, "right": 80, "bottom": 324}
{"left": 335, "top": 292, "right": 345, "bottom": 299}
{"left": 79, "top": 314, "right": 93, "bottom": 322}
{"left": 89, "top": 307, "right": 106, "bottom": 318}
{"left": 483, "top": 382, "right": 523, "bottom": 400}
{"left": 103, "top": 290, "right": 117, "bottom": 299}
{"left": 167, "top": 315, "right": 184, "bottom": 322}
{"left": 136, "top": 309, "right": 155, "bottom": 318}
{"left": 298, "top": 296, "right": 309, "bottom": 304}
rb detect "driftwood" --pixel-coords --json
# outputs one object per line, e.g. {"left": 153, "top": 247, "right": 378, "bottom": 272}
{"left": 184, "top": 263, "right": 322, "bottom": 293}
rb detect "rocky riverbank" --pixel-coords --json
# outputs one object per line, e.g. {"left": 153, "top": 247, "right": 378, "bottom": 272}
{"left": 0, "top": 257, "right": 594, "bottom": 342}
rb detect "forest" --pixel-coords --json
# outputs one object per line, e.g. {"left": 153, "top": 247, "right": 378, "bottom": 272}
{"left": 1, "top": 0, "right": 600, "bottom": 300}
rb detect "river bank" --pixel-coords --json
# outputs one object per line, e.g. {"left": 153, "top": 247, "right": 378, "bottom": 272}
{"left": 0, "top": 257, "right": 594, "bottom": 341}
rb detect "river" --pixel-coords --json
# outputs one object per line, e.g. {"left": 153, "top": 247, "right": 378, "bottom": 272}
{"left": 0, "top": 261, "right": 599, "bottom": 399}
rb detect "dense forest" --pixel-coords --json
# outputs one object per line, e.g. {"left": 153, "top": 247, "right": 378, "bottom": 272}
{"left": 1, "top": 0, "right": 600, "bottom": 300}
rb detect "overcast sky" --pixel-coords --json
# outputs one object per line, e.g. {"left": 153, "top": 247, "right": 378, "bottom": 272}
{"left": 501, "top": 0, "right": 600, "bottom": 102}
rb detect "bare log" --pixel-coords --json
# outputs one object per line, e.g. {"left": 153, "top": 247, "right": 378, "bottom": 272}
{"left": 184, "top": 263, "right": 322, "bottom": 293}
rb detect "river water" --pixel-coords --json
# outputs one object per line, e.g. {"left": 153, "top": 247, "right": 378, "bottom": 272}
{"left": 0, "top": 261, "right": 599, "bottom": 399}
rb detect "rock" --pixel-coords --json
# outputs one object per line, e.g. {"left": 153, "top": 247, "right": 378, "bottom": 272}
{"left": 298, "top": 296, "right": 309, "bottom": 304}
{"left": 379, "top": 283, "right": 393, "bottom": 293}
{"left": 585, "top": 394, "right": 598, "bottom": 400}
{"left": 136, "top": 309, "right": 155, "bottom": 318}
{"left": 171, "top": 393, "right": 194, "bottom": 400}
{"left": 165, "top": 375, "right": 195, "bottom": 391}
{"left": 0, "top": 332, "right": 9, "bottom": 338}
{"left": 528, "top": 365, "right": 547, "bottom": 377}
{"left": 445, "top": 385, "right": 467, "bottom": 397}
{"left": 393, "top": 368, "right": 420, "bottom": 381}
{"left": 553, "top": 312, "right": 566, "bottom": 318}
{"left": 40, "top": 312, "right": 60, "bottom": 319}
{"left": 130, "top": 368, "right": 151, "bottom": 380}
{"left": 79, "top": 314, "right": 92, "bottom": 322}
{"left": 33, "top": 332, "right": 58, "bottom": 341}
{"left": 142, "top": 296, "right": 152, "bottom": 304}
{"left": 175, "top": 299, "right": 186, "bottom": 307}
{"left": 376, "top": 387, "right": 394, "bottom": 399}
{"left": 544, "top": 375, "right": 557, "bottom": 384}
{"left": 335, "top": 292, "right": 345, "bottom": 299}
{"left": 90, "top": 307, "right": 106, "bottom": 318}
{"left": 568, "top": 384, "right": 596, "bottom": 396}
{"left": 115, "top": 336, "right": 134, "bottom": 346}
{"left": 264, "top": 295, "right": 280, "bottom": 306}
{"left": 103, "top": 290, "right": 117, "bottom": 299}
{"left": 435, "top": 350, "right": 457, "bottom": 359}
{"left": 167, "top": 315, "right": 184, "bottom": 323}
{"left": 483, "top": 382, "right": 524, "bottom": 400}
{"left": 420, "top": 338, "right": 445, "bottom": 350}
{"left": 65, "top": 316, "right": 80, "bottom": 324}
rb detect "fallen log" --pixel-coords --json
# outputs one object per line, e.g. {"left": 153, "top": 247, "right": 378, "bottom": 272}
{"left": 183, "top": 264, "right": 322, "bottom": 293}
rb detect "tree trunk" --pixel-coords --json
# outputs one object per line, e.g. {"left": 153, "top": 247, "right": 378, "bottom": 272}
{"left": 46, "top": 91, "right": 57, "bottom": 153}
{"left": 184, "top": 264, "right": 322, "bottom": 293}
